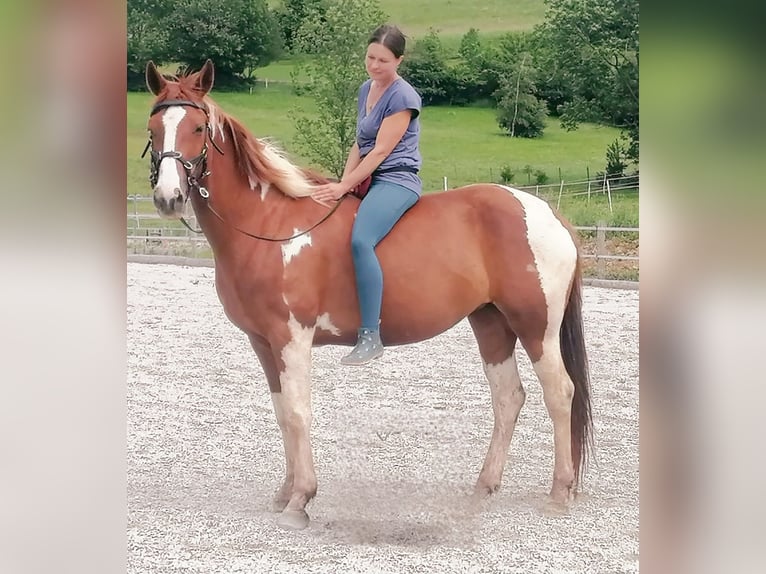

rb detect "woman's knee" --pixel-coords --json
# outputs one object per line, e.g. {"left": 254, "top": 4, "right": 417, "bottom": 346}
{"left": 350, "top": 231, "right": 375, "bottom": 258}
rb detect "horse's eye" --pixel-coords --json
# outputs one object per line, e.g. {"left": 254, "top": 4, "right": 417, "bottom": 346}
{"left": 195, "top": 125, "right": 204, "bottom": 133}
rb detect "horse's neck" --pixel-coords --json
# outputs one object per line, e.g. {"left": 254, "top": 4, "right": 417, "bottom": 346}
{"left": 188, "top": 147, "right": 294, "bottom": 253}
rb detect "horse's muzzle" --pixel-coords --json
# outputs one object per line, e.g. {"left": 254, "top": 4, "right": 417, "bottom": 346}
{"left": 153, "top": 187, "right": 186, "bottom": 219}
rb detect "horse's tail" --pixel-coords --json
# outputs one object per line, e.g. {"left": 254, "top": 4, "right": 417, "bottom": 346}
{"left": 560, "top": 255, "right": 593, "bottom": 485}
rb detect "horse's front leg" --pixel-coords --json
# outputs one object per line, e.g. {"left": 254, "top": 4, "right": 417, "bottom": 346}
{"left": 248, "top": 334, "right": 294, "bottom": 513}
{"left": 268, "top": 319, "right": 317, "bottom": 530}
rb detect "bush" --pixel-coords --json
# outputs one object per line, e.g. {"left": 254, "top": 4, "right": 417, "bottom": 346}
{"left": 605, "top": 138, "right": 628, "bottom": 177}
{"left": 495, "top": 77, "right": 547, "bottom": 138}
{"left": 498, "top": 165, "right": 515, "bottom": 184}
{"left": 534, "top": 169, "right": 549, "bottom": 185}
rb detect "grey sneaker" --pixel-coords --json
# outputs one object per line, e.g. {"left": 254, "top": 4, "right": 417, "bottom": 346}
{"left": 341, "top": 328, "right": 384, "bottom": 365}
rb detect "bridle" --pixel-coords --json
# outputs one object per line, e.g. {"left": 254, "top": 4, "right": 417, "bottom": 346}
{"left": 142, "top": 99, "right": 223, "bottom": 198}
{"left": 142, "top": 98, "right": 344, "bottom": 242}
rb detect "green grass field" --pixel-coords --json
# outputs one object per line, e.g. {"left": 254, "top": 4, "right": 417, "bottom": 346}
{"left": 380, "top": 0, "right": 546, "bottom": 37}
{"left": 131, "top": 0, "right": 637, "bottom": 228}
{"left": 129, "top": 87, "right": 635, "bottom": 227}
{"left": 267, "top": 0, "right": 546, "bottom": 37}
{"left": 264, "top": 0, "right": 544, "bottom": 61}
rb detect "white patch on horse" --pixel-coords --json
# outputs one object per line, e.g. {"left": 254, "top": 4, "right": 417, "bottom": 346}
{"left": 500, "top": 185, "right": 576, "bottom": 339}
{"left": 208, "top": 107, "right": 225, "bottom": 142}
{"left": 315, "top": 313, "right": 341, "bottom": 336}
{"left": 484, "top": 354, "right": 521, "bottom": 388}
{"left": 281, "top": 231, "right": 311, "bottom": 265}
{"left": 483, "top": 354, "right": 525, "bottom": 424}
{"left": 156, "top": 107, "right": 186, "bottom": 193}
{"left": 280, "top": 313, "right": 314, "bottom": 421}
{"left": 271, "top": 392, "right": 285, "bottom": 427}
{"left": 260, "top": 181, "right": 271, "bottom": 201}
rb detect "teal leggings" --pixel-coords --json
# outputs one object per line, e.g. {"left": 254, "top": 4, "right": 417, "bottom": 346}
{"left": 351, "top": 180, "right": 419, "bottom": 330}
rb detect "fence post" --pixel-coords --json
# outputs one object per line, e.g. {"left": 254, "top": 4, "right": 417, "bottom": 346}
{"left": 443, "top": 176, "right": 448, "bottom": 191}
{"left": 557, "top": 180, "right": 564, "bottom": 210}
{"left": 606, "top": 178, "right": 614, "bottom": 213}
{"left": 596, "top": 220, "right": 607, "bottom": 279}
{"left": 133, "top": 195, "right": 140, "bottom": 229}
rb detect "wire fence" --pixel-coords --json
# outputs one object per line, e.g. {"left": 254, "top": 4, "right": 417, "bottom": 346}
{"left": 128, "top": 177, "right": 639, "bottom": 281}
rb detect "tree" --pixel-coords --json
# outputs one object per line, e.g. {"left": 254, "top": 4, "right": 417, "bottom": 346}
{"left": 398, "top": 30, "right": 452, "bottom": 105}
{"left": 495, "top": 76, "right": 548, "bottom": 138}
{"left": 491, "top": 36, "right": 548, "bottom": 138}
{"left": 164, "top": 0, "right": 282, "bottom": 88}
{"left": 127, "top": 0, "right": 173, "bottom": 89}
{"left": 291, "top": 0, "right": 386, "bottom": 177}
{"left": 539, "top": 0, "right": 639, "bottom": 162}
{"left": 276, "top": 0, "right": 326, "bottom": 53}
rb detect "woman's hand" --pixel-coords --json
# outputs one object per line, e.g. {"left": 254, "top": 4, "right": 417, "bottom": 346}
{"left": 312, "top": 181, "right": 350, "bottom": 202}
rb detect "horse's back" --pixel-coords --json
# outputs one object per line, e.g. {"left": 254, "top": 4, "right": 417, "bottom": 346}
{"left": 326, "top": 183, "right": 577, "bottom": 345}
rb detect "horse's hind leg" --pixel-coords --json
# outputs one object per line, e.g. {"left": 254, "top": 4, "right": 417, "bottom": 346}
{"left": 468, "top": 304, "right": 525, "bottom": 496}
{"left": 532, "top": 341, "right": 577, "bottom": 504}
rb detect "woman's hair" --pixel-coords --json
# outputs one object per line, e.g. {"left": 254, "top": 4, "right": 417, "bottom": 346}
{"left": 368, "top": 24, "right": 406, "bottom": 59}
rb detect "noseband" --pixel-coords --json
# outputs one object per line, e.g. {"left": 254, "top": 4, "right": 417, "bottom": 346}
{"left": 141, "top": 99, "right": 224, "bottom": 199}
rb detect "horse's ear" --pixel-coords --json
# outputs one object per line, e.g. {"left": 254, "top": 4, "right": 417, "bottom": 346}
{"left": 197, "top": 59, "right": 215, "bottom": 95}
{"left": 145, "top": 61, "right": 165, "bottom": 95}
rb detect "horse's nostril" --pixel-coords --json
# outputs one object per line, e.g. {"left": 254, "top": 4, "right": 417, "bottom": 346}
{"left": 174, "top": 188, "right": 183, "bottom": 201}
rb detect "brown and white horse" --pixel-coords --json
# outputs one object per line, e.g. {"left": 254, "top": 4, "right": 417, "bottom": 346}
{"left": 143, "top": 60, "right": 592, "bottom": 530}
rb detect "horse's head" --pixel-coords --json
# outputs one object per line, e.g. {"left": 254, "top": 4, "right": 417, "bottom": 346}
{"left": 144, "top": 60, "right": 215, "bottom": 218}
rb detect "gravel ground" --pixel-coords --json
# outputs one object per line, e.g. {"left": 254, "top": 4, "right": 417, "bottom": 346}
{"left": 127, "top": 262, "right": 638, "bottom": 573}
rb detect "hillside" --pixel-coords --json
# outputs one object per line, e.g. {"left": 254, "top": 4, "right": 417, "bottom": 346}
{"left": 379, "top": 0, "right": 546, "bottom": 37}
{"left": 268, "top": 0, "right": 546, "bottom": 40}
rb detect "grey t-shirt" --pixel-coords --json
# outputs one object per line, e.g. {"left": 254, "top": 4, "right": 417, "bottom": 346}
{"left": 356, "top": 78, "right": 422, "bottom": 195}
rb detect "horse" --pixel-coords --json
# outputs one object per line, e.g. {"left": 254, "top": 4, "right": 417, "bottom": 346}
{"left": 143, "top": 59, "right": 592, "bottom": 530}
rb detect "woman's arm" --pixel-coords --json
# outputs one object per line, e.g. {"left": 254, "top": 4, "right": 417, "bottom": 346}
{"left": 342, "top": 142, "right": 362, "bottom": 180}
{"left": 312, "top": 110, "right": 412, "bottom": 201}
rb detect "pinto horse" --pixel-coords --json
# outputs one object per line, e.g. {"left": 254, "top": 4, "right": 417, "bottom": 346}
{"left": 144, "top": 60, "right": 592, "bottom": 530}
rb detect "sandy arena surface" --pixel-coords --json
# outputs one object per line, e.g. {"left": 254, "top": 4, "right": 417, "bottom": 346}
{"left": 127, "top": 262, "right": 638, "bottom": 573}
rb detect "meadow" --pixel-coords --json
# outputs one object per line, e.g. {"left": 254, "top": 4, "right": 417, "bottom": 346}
{"left": 267, "top": 0, "right": 547, "bottom": 38}
{"left": 131, "top": 0, "right": 638, "bottom": 236}
{"left": 128, "top": 86, "right": 635, "bottom": 226}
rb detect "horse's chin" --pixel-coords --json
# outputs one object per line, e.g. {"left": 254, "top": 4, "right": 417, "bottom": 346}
{"left": 156, "top": 207, "right": 185, "bottom": 220}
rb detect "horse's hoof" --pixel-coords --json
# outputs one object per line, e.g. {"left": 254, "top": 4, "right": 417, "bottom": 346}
{"left": 549, "top": 484, "right": 575, "bottom": 506}
{"left": 277, "top": 509, "right": 310, "bottom": 530}
{"left": 473, "top": 482, "right": 499, "bottom": 499}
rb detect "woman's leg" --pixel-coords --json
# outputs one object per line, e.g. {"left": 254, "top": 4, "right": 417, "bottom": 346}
{"left": 342, "top": 181, "right": 418, "bottom": 364}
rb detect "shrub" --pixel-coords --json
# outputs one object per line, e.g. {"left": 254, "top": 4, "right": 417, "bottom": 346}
{"left": 499, "top": 165, "right": 515, "bottom": 184}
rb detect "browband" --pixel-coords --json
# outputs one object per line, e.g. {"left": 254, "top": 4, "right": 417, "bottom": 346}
{"left": 150, "top": 99, "right": 208, "bottom": 116}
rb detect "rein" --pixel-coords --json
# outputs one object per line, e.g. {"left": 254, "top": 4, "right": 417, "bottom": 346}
{"left": 204, "top": 197, "right": 345, "bottom": 242}
{"left": 145, "top": 98, "right": 344, "bottom": 243}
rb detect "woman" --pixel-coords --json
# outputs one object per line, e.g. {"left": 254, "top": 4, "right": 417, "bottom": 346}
{"left": 312, "top": 24, "right": 422, "bottom": 366}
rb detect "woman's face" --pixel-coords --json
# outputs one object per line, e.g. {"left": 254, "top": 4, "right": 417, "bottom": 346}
{"left": 365, "top": 42, "right": 402, "bottom": 83}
